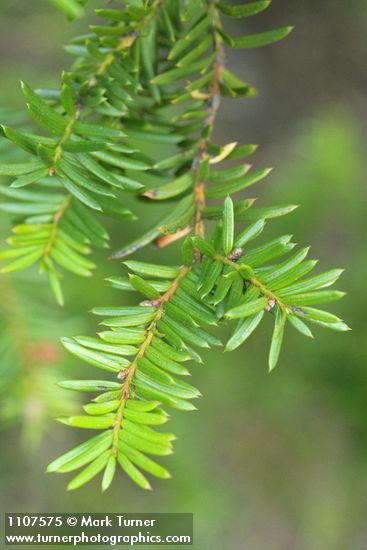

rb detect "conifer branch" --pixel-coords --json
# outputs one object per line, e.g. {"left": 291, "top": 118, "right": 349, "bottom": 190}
{"left": 0, "top": 1, "right": 348, "bottom": 491}
{"left": 110, "top": 265, "right": 191, "bottom": 460}
{"left": 211, "top": 249, "right": 287, "bottom": 311}
{"left": 90, "top": 0, "right": 164, "bottom": 86}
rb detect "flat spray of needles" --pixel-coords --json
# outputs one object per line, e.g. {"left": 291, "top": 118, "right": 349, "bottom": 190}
{"left": 0, "top": 0, "right": 348, "bottom": 492}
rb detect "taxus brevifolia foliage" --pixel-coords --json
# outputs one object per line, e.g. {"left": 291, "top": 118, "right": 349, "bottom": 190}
{"left": 0, "top": 110, "right": 78, "bottom": 446}
{"left": 0, "top": 1, "right": 348, "bottom": 491}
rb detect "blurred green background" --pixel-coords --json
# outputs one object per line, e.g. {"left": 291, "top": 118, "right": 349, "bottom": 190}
{"left": 0, "top": 1, "right": 366, "bottom": 549}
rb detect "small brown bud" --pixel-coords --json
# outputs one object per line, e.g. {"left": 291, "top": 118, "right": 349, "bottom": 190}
{"left": 228, "top": 248, "right": 243, "bottom": 262}
{"left": 265, "top": 297, "right": 276, "bottom": 311}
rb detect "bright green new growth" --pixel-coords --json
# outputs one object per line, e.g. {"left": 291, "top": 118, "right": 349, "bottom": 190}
{"left": 49, "top": 221, "right": 346, "bottom": 491}
{"left": 0, "top": 0, "right": 348, "bottom": 490}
